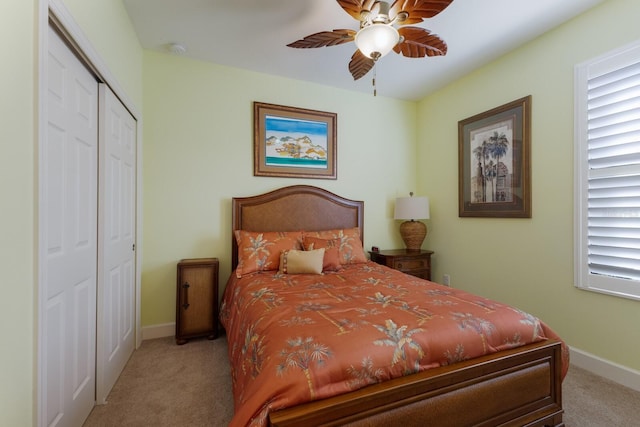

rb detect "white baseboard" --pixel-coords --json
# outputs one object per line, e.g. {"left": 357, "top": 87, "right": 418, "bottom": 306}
{"left": 569, "top": 346, "right": 640, "bottom": 393}
{"left": 142, "top": 322, "right": 175, "bottom": 341}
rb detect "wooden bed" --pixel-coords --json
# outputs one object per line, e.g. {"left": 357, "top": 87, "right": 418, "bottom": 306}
{"left": 229, "top": 185, "right": 564, "bottom": 427}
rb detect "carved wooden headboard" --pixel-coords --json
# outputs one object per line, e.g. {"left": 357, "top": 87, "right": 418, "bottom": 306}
{"left": 231, "top": 185, "right": 364, "bottom": 269}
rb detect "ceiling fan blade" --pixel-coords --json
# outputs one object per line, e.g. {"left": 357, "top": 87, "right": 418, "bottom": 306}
{"left": 390, "top": 0, "right": 454, "bottom": 24}
{"left": 349, "top": 50, "right": 375, "bottom": 80}
{"left": 337, "top": 0, "right": 377, "bottom": 22}
{"left": 287, "top": 29, "right": 356, "bottom": 49}
{"left": 394, "top": 26, "right": 447, "bottom": 57}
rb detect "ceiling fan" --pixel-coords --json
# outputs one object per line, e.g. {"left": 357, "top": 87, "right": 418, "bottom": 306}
{"left": 288, "top": 0, "right": 454, "bottom": 82}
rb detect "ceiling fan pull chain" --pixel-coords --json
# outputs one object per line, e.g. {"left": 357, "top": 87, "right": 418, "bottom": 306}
{"left": 373, "top": 63, "right": 377, "bottom": 96}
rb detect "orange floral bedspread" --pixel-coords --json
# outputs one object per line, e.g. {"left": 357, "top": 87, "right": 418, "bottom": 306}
{"left": 220, "top": 262, "right": 568, "bottom": 427}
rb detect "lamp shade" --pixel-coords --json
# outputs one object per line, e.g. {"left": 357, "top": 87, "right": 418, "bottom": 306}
{"left": 354, "top": 23, "right": 399, "bottom": 59}
{"left": 394, "top": 196, "right": 430, "bottom": 220}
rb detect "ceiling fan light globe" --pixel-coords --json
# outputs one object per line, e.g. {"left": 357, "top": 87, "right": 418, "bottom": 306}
{"left": 354, "top": 24, "right": 399, "bottom": 59}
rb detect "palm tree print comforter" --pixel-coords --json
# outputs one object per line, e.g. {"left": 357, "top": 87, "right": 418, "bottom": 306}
{"left": 220, "top": 262, "right": 568, "bottom": 427}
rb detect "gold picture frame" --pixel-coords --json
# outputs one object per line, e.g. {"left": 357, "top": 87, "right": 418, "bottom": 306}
{"left": 458, "top": 96, "right": 532, "bottom": 218}
{"left": 254, "top": 102, "right": 337, "bottom": 179}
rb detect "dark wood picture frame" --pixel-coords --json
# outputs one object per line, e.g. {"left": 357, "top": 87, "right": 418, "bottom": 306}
{"left": 458, "top": 96, "right": 532, "bottom": 218}
{"left": 254, "top": 102, "right": 337, "bottom": 179}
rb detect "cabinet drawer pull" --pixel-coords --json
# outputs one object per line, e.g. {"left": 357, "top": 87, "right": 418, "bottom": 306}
{"left": 396, "top": 259, "right": 426, "bottom": 269}
{"left": 182, "top": 282, "right": 190, "bottom": 309}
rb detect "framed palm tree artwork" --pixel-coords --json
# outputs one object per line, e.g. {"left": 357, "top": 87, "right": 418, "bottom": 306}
{"left": 458, "top": 96, "right": 532, "bottom": 218}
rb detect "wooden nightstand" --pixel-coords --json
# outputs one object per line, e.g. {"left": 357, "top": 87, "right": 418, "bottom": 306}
{"left": 369, "top": 249, "right": 433, "bottom": 280}
{"left": 175, "top": 258, "right": 219, "bottom": 345}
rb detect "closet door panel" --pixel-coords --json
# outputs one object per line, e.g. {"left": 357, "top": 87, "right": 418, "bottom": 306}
{"left": 97, "top": 84, "right": 137, "bottom": 404}
{"left": 43, "top": 25, "right": 98, "bottom": 427}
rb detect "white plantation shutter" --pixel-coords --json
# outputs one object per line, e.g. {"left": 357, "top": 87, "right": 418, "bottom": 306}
{"left": 575, "top": 41, "right": 640, "bottom": 300}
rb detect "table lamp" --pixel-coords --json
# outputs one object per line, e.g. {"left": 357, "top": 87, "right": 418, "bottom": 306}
{"left": 394, "top": 192, "right": 430, "bottom": 251}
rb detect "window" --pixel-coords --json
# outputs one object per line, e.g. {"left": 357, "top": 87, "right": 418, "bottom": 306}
{"left": 574, "top": 40, "right": 640, "bottom": 301}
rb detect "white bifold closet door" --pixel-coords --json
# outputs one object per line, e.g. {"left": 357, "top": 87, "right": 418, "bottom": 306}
{"left": 96, "top": 84, "right": 136, "bottom": 404}
{"left": 42, "top": 24, "right": 136, "bottom": 427}
{"left": 44, "top": 25, "right": 98, "bottom": 427}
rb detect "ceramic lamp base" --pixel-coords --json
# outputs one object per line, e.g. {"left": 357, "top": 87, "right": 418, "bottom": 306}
{"left": 399, "top": 220, "right": 427, "bottom": 251}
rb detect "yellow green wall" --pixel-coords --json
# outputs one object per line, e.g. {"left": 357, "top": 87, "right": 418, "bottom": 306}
{"left": 0, "top": 1, "right": 36, "bottom": 424}
{"left": 418, "top": 0, "right": 640, "bottom": 371}
{"left": 141, "top": 51, "right": 418, "bottom": 326}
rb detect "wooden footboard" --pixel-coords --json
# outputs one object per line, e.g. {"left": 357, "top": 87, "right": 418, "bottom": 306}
{"left": 269, "top": 340, "right": 563, "bottom": 427}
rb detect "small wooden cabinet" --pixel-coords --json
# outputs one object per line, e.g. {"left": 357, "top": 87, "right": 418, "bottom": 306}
{"left": 369, "top": 249, "right": 434, "bottom": 280}
{"left": 176, "top": 258, "right": 219, "bottom": 345}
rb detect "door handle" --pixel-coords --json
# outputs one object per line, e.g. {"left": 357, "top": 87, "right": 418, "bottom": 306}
{"left": 182, "top": 282, "right": 190, "bottom": 309}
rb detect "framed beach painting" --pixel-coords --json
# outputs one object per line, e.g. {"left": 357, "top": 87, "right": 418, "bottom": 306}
{"left": 458, "top": 96, "right": 532, "bottom": 218}
{"left": 254, "top": 102, "right": 337, "bottom": 179}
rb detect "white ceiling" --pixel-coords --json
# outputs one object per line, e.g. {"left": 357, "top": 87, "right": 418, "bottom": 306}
{"left": 123, "top": 0, "right": 605, "bottom": 101}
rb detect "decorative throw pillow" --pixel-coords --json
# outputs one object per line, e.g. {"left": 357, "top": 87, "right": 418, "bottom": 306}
{"left": 234, "top": 230, "right": 303, "bottom": 278}
{"left": 303, "top": 227, "right": 367, "bottom": 265}
{"left": 302, "top": 237, "right": 342, "bottom": 271}
{"left": 279, "top": 248, "right": 325, "bottom": 274}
